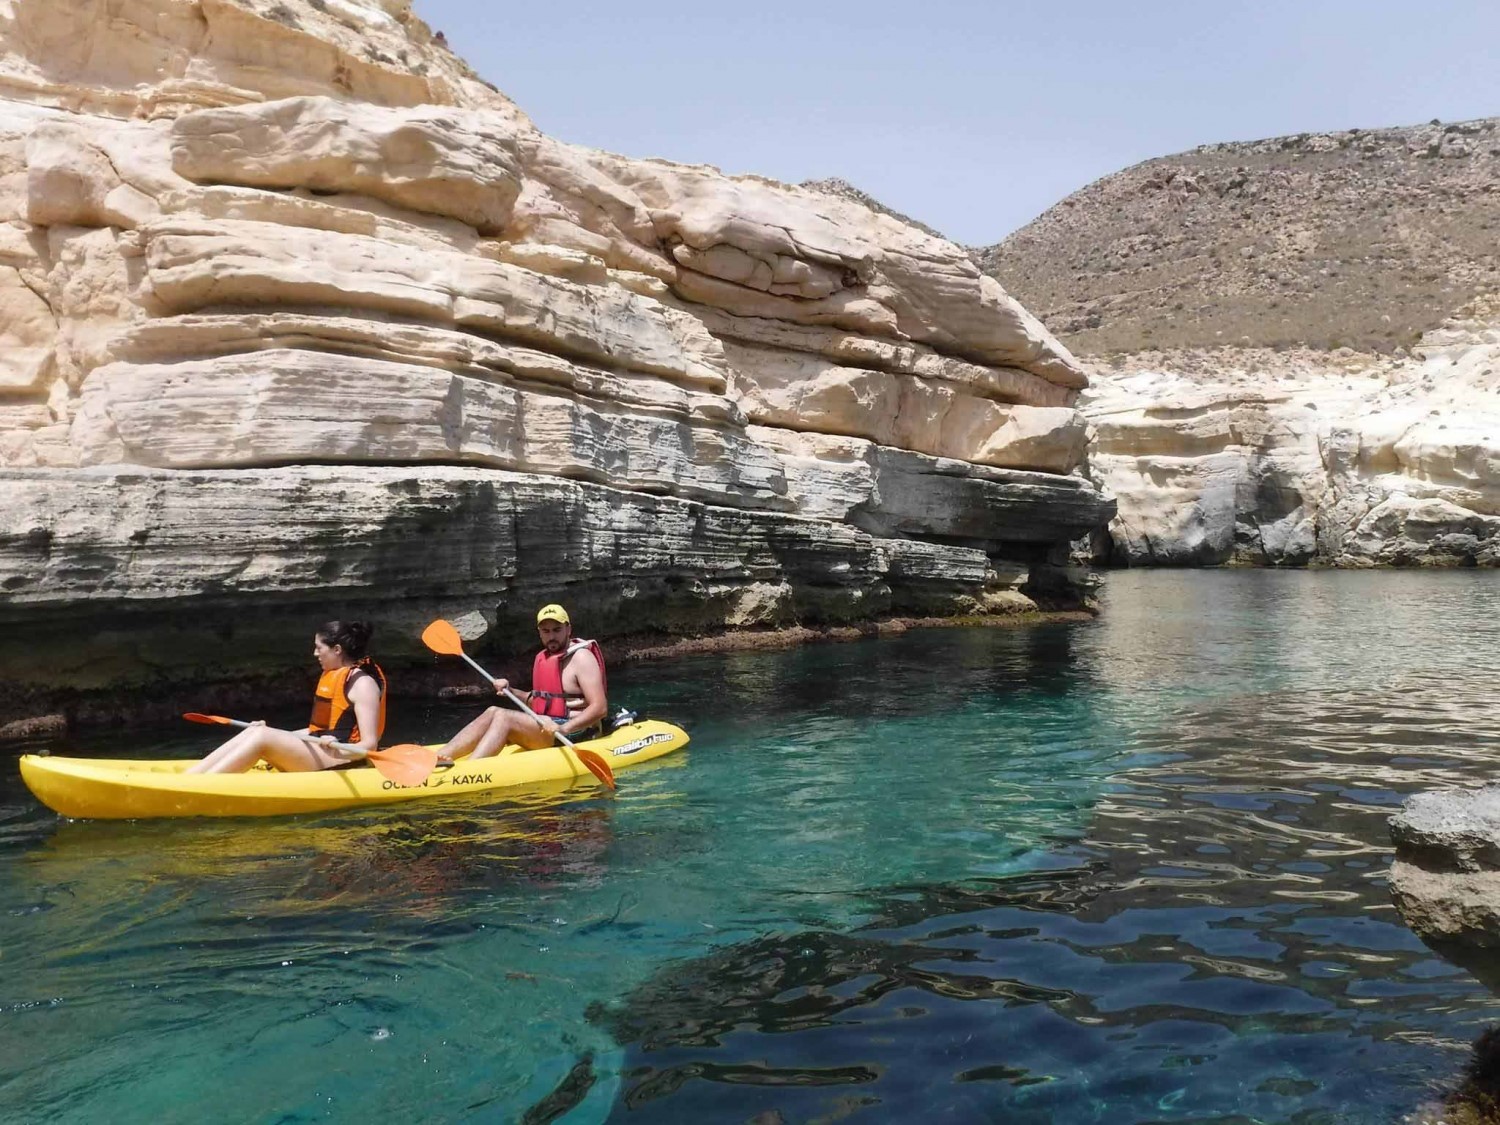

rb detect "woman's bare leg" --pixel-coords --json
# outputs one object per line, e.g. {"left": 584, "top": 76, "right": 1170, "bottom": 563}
{"left": 186, "top": 726, "right": 261, "bottom": 774}
{"left": 258, "top": 731, "right": 347, "bottom": 773}
{"left": 189, "top": 728, "right": 342, "bottom": 774}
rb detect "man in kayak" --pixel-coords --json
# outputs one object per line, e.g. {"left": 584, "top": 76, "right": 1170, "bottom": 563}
{"left": 436, "top": 604, "right": 607, "bottom": 761}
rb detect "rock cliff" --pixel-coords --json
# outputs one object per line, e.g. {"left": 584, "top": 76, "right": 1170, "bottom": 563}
{"left": 0, "top": 0, "right": 1110, "bottom": 735}
{"left": 978, "top": 121, "right": 1499, "bottom": 568}
{"left": 1082, "top": 303, "right": 1500, "bottom": 566}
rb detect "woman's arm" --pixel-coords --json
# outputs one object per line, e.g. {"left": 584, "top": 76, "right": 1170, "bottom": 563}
{"left": 341, "top": 676, "right": 383, "bottom": 757}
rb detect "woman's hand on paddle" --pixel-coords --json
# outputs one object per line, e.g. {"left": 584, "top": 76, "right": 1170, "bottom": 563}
{"left": 491, "top": 677, "right": 510, "bottom": 695}
{"left": 315, "top": 734, "right": 366, "bottom": 760}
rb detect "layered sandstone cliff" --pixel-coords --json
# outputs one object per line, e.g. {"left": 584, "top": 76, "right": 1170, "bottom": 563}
{"left": 0, "top": 0, "right": 1110, "bottom": 734}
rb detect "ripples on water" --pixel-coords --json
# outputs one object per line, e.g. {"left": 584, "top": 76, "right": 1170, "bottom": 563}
{"left": 2, "top": 571, "right": 1499, "bottom": 1123}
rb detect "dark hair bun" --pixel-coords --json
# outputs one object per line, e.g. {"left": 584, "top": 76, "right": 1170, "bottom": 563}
{"left": 317, "top": 620, "right": 374, "bottom": 660}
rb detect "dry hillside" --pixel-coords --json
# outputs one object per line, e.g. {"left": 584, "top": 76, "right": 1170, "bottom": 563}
{"left": 977, "top": 118, "right": 1500, "bottom": 355}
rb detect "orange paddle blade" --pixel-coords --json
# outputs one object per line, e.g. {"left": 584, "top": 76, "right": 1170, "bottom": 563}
{"left": 574, "top": 746, "right": 617, "bottom": 790}
{"left": 182, "top": 712, "right": 233, "bottom": 726}
{"left": 365, "top": 743, "right": 438, "bottom": 788}
{"left": 420, "top": 620, "right": 465, "bottom": 657}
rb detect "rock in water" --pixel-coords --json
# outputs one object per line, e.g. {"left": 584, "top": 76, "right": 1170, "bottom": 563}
{"left": 1390, "top": 788, "right": 1500, "bottom": 947}
{"left": 0, "top": 0, "right": 1111, "bottom": 733}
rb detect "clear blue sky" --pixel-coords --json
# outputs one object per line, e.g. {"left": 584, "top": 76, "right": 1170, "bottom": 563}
{"left": 414, "top": 1, "right": 1500, "bottom": 246}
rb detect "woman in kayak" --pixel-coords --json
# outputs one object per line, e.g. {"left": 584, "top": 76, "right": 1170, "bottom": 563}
{"left": 187, "top": 621, "right": 387, "bottom": 774}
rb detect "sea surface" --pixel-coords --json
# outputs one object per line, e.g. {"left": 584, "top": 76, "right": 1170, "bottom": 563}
{"left": 3, "top": 570, "right": 1500, "bottom": 1123}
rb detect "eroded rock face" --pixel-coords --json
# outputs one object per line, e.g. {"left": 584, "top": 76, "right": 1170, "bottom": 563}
{"left": 0, "top": 0, "right": 1110, "bottom": 734}
{"left": 1390, "top": 789, "right": 1500, "bottom": 947}
{"left": 0, "top": 464, "right": 1062, "bottom": 733}
{"left": 170, "top": 96, "right": 524, "bottom": 233}
{"left": 1082, "top": 303, "right": 1500, "bottom": 567}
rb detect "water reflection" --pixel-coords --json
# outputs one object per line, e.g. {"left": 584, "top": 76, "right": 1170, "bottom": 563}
{"left": 594, "top": 572, "right": 1500, "bottom": 1123}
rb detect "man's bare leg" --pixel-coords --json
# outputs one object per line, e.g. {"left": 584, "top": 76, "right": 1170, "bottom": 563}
{"left": 435, "top": 707, "right": 503, "bottom": 763}
{"left": 467, "top": 711, "right": 553, "bottom": 760}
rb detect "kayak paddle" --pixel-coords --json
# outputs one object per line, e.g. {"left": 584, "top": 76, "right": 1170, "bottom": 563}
{"left": 182, "top": 713, "right": 438, "bottom": 787}
{"left": 419, "top": 619, "right": 617, "bottom": 790}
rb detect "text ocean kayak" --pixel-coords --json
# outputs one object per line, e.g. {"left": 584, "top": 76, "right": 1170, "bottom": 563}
{"left": 19, "top": 720, "right": 688, "bottom": 820}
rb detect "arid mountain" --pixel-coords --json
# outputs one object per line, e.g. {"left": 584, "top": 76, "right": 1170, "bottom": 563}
{"left": 977, "top": 118, "right": 1500, "bottom": 355}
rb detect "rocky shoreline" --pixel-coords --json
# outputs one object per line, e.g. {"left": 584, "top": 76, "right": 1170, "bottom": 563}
{"left": 1390, "top": 788, "right": 1500, "bottom": 951}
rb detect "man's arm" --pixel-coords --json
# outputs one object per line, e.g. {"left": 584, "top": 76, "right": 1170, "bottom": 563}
{"left": 559, "top": 650, "right": 606, "bottom": 735}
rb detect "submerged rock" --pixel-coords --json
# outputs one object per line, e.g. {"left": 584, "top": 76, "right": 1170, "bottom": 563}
{"left": 1411, "top": 1025, "right": 1500, "bottom": 1125}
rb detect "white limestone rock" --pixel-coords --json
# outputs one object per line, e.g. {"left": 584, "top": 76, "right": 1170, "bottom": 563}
{"left": 1084, "top": 308, "right": 1500, "bottom": 566}
{"left": 69, "top": 349, "right": 792, "bottom": 509}
{"left": 723, "top": 340, "right": 1088, "bottom": 472}
{"left": 587, "top": 154, "right": 1088, "bottom": 384}
{"left": 750, "top": 426, "right": 1112, "bottom": 544}
{"left": 0, "top": 260, "right": 54, "bottom": 393}
{"left": 690, "top": 305, "right": 1076, "bottom": 408}
{"left": 1390, "top": 787, "right": 1500, "bottom": 947}
{"left": 25, "top": 120, "right": 157, "bottom": 229}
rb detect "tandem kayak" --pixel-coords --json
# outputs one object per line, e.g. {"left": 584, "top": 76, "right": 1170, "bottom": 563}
{"left": 19, "top": 720, "right": 688, "bottom": 820}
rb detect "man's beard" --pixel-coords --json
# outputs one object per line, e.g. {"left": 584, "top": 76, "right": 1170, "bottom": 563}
{"left": 544, "top": 639, "right": 566, "bottom": 653}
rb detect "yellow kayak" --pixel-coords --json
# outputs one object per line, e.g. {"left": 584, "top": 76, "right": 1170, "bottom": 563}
{"left": 19, "top": 720, "right": 688, "bottom": 820}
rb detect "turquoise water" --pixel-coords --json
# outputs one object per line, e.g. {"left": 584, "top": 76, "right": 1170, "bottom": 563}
{"left": 3, "top": 570, "right": 1500, "bottom": 1122}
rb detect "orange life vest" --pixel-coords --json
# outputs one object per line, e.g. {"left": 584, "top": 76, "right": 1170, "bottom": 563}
{"left": 530, "top": 640, "right": 605, "bottom": 720}
{"left": 309, "top": 660, "right": 387, "bottom": 744}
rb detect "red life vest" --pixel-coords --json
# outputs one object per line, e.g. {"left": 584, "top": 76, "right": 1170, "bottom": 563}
{"left": 309, "top": 660, "right": 387, "bottom": 743}
{"left": 530, "top": 640, "right": 606, "bottom": 719}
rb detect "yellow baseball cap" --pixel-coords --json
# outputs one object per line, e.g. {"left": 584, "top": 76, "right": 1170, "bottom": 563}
{"left": 535, "top": 603, "right": 570, "bottom": 625}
